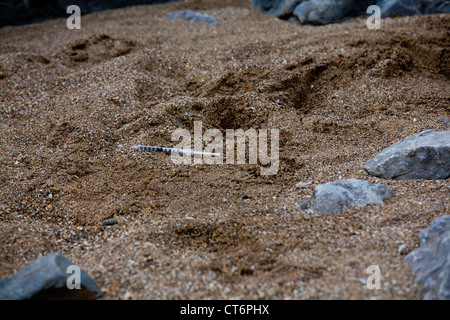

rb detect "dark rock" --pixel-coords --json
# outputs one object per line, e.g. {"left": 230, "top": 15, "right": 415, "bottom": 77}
{"left": 254, "top": 0, "right": 374, "bottom": 23}
{"left": 167, "top": 10, "right": 219, "bottom": 25}
{"left": 378, "top": 0, "right": 450, "bottom": 18}
{"left": 0, "top": 252, "right": 102, "bottom": 300}
{"left": 252, "top": 0, "right": 303, "bottom": 18}
{"left": 405, "top": 215, "right": 450, "bottom": 300}
{"left": 298, "top": 179, "right": 393, "bottom": 214}
{"left": 298, "top": 197, "right": 312, "bottom": 210}
{"left": 0, "top": 0, "right": 179, "bottom": 27}
{"left": 293, "top": 0, "right": 367, "bottom": 25}
{"left": 364, "top": 130, "right": 450, "bottom": 180}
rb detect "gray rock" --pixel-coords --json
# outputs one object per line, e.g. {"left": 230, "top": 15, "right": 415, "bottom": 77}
{"left": 298, "top": 179, "right": 393, "bottom": 214}
{"left": 418, "top": 215, "right": 450, "bottom": 246}
{"left": 254, "top": 0, "right": 374, "bottom": 23}
{"left": 1, "top": 1, "right": 180, "bottom": 27}
{"left": 439, "top": 119, "right": 450, "bottom": 126}
{"left": 252, "top": 0, "right": 303, "bottom": 18}
{"left": 296, "top": 181, "right": 313, "bottom": 188}
{"left": 377, "top": 0, "right": 450, "bottom": 18}
{"left": 102, "top": 217, "right": 118, "bottom": 226}
{"left": 364, "top": 130, "right": 450, "bottom": 180}
{"left": 405, "top": 215, "right": 450, "bottom": 300}
{"left": 293, "top": 0, "right": 356, "bottom": 25}
{"left": 167, "top": 10, "right": 219, "bottom": 25}
{"left": 0, "top": 252, "right": 102, "bottom": 300}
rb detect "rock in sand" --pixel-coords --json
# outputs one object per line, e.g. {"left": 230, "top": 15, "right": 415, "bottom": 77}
{"left": 298, "top": 179, "right": 393, "bottom": 214}
{"left": 405, "top": 215, "right": 450, "bottom": 300}
{"left": 364, "top": 130, "right": 450, "bottom": 180}
{"left": 0, "top": 252, "right": 102, "bottom": 300}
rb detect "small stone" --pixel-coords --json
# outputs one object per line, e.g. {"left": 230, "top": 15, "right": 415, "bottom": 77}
{"left": 102, "top": 218, "right": 118, "bottom": 226}
{"left": 398, "top": 244, "right": 409, "bottom": 255}
{"left": 167, "top": 10, "right": 219, "bottom": 25}
{"left": 298, "top": 198, "right": 311, "bottom": 210}
{"left": 123, "top": 291, "right": 133, "bottom": 300}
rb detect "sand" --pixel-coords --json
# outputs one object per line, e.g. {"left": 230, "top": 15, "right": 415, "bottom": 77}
{"left": 0, "top": 0, "right": 449, "bottom": 300}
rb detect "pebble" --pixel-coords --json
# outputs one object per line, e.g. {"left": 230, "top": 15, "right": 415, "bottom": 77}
{"left": 0, "top": 253, "right": 102, "bottom": 299}
{"left": 102, "top": 218, "right": 118, "bottom": 226}
{"left": 397, "top": 244, "right": 409, "bottom": 255}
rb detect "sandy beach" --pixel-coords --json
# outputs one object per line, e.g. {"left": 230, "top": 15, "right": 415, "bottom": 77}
{"left": 0, "top": 0, "right": 449, "bottom": 299}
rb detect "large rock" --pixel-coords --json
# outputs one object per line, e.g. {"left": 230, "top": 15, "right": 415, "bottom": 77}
{"left": 364, "top": 130, "right": 450, "bottom": 180}
{"left": 293, "top": 0, "right": 370, "bottom": 25}
{"left": 405, "top": 215, "right": 450, "bottom": 300}
{"left": 298, "top": 179, "right": 393, "bottom": 214}
{"left": 0, "top": 252, "right": 102, "bottom": 300}
{"left": 253, "top": 0, "right": 450, "bottom": 24}
{"left": 378, "top": 0, "right": 450, "bottom": 18}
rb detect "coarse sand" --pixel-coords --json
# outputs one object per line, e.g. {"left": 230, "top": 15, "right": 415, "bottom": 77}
{"left": 0, "top": 0, "right": 449, "bottom": 299}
